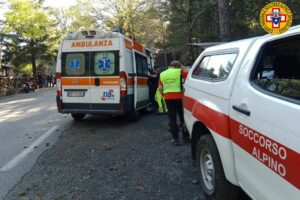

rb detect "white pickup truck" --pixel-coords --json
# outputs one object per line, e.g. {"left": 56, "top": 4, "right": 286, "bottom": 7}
{"left": 183, "top": 26, "right": 300, "bottom": 200}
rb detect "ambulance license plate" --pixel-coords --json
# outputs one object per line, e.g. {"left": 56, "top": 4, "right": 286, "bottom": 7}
{"left": 67, "top": 91, "right": 85, "bottom": 97}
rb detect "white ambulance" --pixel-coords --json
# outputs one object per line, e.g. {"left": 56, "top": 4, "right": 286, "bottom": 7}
{"left": 183, "top": 25, "right": 300, "bottom": 200}
{"left": 56, "top": 30, "right": 153, "bottom": 120}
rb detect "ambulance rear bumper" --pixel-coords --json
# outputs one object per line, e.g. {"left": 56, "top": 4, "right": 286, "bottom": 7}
{"left": 57, "top": 94, "right": 134, "bottom": 115}
{"left": 59, "top": 109, "right": 124, "bottom": 115}
{"left": 58, "top": 102, "right": 124, "bottom": 115}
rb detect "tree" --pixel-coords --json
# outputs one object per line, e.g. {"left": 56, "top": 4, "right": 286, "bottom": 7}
{"left": 217, "top": 0, "right": 230, "bottom": 41}
{"left": 103, "top": 0, "right": 154, "bottom": 39}
{"left": 64, "top": 1, "right": 100, "bottom": 32}
{"left": 4, "top": 0, "right": 56, "bottom": 80}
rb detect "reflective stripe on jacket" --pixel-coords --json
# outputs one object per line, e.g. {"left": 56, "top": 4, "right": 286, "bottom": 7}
{"left": 160, "top": 68, "right": 181, "bottom": 94}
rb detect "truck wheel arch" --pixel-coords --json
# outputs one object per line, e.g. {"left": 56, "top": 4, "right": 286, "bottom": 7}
{"left": 191, "top": 120, "right": 239, "bottom": 186}
{"left": 191, "top": 121, "right": 210, "bottom": 160}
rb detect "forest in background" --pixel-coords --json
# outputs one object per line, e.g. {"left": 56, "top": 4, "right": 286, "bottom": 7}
{"left": 0, "top": 0, "right": 300, "bottom": 78}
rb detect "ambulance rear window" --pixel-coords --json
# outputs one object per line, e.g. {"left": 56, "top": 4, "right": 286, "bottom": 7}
{"left": 93, "top": 52, "right": 116, "bottom": 75}
{"left": 62, "top": 53, "right": 87, "bottom": 76}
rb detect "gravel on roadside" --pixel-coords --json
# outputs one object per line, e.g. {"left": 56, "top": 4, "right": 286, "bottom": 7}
{"left": 5, "top": 113, "right": 204, "bottom": 200}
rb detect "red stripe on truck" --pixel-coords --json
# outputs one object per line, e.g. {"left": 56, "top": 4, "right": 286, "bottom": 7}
{"left": 230, "top": 119, "right": 300, "bottom": 189}
{"left": 183, "top": 95, "right": 300, "bottom": 189}
{"left": 183, "top": 96, "right": 230, "bottom": 138}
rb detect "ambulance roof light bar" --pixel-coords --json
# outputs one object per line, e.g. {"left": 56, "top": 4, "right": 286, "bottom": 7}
{"left": 65, "top": 30, "right": 120, "bottom": 40}
{"left": 81, "top": 31, "right": 88, "bottom": 36}
{"left": 90, "top": 30, "right": 96, "bottom": 35}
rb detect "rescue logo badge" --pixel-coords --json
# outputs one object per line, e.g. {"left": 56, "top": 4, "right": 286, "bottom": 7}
{"left": 101, "top": 89, "right": 115, "bottom": 101}
{"left": 260, "top": 2, "right": 293, "bottom": 35}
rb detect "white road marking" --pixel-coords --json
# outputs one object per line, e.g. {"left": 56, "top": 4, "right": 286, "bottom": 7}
{"left": 0, "top": 125, "right": 59, "bottom": 171}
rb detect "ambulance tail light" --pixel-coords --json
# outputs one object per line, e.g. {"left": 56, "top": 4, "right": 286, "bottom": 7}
{"left": 55, "top": 72, "right": 62, "bottom": 96}
{"left": 120, "top": 71, "right": 127, "bottom": 96}
{"left": 55, "top": 72, "right": 63, "bottom": 111}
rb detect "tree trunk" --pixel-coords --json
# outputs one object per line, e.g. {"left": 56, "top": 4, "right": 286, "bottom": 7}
{"left": 187, "top": 0, "right": 195, "bottom": 65}
{"left": 218, "top": 0, "right": 230, "bottom": 41}
{"left": 30, "top": 39, "right": 37, "bottom": 87}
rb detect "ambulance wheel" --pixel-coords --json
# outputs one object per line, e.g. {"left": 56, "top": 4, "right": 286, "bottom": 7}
{"left": 128, "top": 110, "right": 140, "bottom": 121}
{"left": 71, "top": 113, "right": 85, "bottom": 121}
{"left": 196, "top": 134, "right": 239, "bottom": 200}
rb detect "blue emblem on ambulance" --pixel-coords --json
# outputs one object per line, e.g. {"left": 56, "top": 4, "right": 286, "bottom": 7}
{"left": 98, "top": 57, "right": 111, "bottom": 72}
{"left": 70, "top": 59, "right": 80, "bottom": 71}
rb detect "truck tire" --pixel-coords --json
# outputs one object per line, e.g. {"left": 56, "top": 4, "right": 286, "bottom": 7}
{"left": 196, "top": 134, "right": 239, "bottom": 200}
{"left": 71, "top": 113, "right": 85, "bottom": 121}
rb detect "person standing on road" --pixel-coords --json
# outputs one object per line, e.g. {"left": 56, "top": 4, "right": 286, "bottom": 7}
{"left": 47, "top": 75, "right": 53, "bottom": 87}
{"left": 154, "top": 65, "right": 168, "bottom": 114}
{"left": 158, "top": 60, "right": 189, "bottom": 145}
{"left": 148, "top": 67, "right": 158, "bottom": 110}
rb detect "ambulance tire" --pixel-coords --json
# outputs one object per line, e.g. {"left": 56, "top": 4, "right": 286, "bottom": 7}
{"left": 128, "top": 110, "right": 140, "bottom": 122}
{"left": 71, "top": 113, "right": 85, "bottom": 121}
{"left": 196, "top": 134, "right": 240, "bottom": 200}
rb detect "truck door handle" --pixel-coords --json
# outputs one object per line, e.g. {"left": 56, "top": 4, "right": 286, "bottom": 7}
{"left": 232, "top": 105, "right": 251, "bottom": 116}
{"left": 95, "top": 78, "right": 100, "bottom": 86}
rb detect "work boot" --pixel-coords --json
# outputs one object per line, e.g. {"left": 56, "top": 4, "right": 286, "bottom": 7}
{"left": 170, "top": 138, "right": 179, "bottom": 146}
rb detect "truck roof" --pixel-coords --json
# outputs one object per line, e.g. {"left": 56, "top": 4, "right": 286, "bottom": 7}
{"left": 205, "top": 25, "right": 300, "bottom": 52}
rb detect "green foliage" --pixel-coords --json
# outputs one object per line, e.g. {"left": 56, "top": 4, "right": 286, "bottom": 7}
{"left": 3, "top": 0, "right": 57, "bottom": 78}
{"left": 162, "top": 0, "right": 300, "bottom": 64}
{"left": 1, "top": 0, "right": 300, "bottom": 72}
{"left": 17, "top": 63, "right": 32, "bottom": 76}
{"left": 5, "top": 0, "right": 51, "bottom": 39}
{"left": 64, "top": 1, "right": 100, "bottom": 32}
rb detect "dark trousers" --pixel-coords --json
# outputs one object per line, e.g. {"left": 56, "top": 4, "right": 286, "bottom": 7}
{"left": 165, "top": 99, "right": 187, "bottom": 140}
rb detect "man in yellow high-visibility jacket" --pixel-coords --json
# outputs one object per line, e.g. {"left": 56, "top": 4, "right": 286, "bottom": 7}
{"left": 158, "top": 60, "right": 189, "bottom": 145}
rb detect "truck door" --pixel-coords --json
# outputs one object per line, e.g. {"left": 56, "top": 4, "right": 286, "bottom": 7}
{"left": 229, "top": 35, "right": 300, "bottom": 200}
{"left": 89, "top": 51, "right": 120, "bottom": 111}
{"left": 61, "top": 52, "right": 91, "bottom": 110}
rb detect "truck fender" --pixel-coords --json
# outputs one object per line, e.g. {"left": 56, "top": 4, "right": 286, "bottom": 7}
{"left": 191, "top": 120, "right": 239, "bottom": 186}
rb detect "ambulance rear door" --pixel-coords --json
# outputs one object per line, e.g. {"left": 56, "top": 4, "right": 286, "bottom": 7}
{"left": 89, "top": 51, "right": 121, "bottom": 111}
{"left": 61, "top": 50, "right": 92, "bottom": 111}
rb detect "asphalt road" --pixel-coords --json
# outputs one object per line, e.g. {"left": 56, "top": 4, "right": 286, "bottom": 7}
{"left": 0, "top": 88, "right": 72, "bottom": 199}
{"left": 1, "top": 89, "right": 250, "bottom": 200}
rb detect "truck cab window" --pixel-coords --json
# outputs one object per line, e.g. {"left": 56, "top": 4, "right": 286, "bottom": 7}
{"left": 192, "top": 53, "right": 237, "bottom": 81}
{"left": 252, "top": 36, "right": 300, "bottom": 102}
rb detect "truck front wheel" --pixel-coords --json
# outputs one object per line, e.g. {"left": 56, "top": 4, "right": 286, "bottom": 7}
{"left": 196, "top": 134, "right": 239, "bottom": 200}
